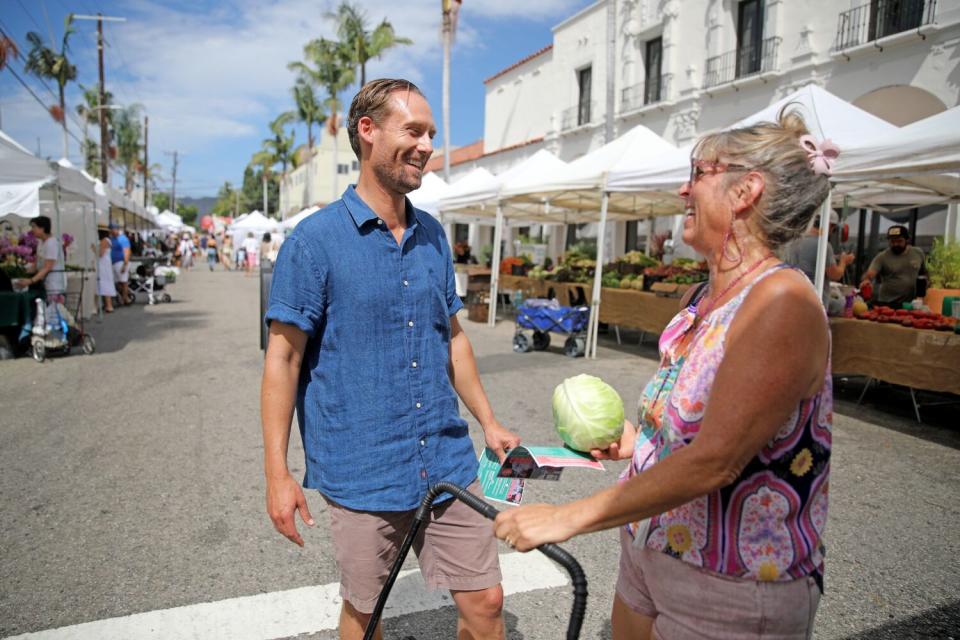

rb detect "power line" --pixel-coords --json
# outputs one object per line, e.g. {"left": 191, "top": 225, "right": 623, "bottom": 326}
{"left": 13, "top": 0, "right": 46, "bottom": 38}
{"left": 2, "top": 64, "right": 84, "bottom": 147}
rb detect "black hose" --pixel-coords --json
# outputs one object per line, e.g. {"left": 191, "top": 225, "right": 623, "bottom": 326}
{"left": 363, "top": 481, "right": 588, "bottom": 640}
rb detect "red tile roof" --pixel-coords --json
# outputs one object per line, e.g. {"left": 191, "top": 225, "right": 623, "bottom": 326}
{"left": 483, "top": 45, "right": 553, "bottom": 85}
{"left": 425, "top": 140, "right": 485, "bottom": 173}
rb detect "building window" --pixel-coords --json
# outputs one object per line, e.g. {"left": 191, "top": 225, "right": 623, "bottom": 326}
{"left": 351, "top": 160, "right": 359, "bottom": 171}
{"left": 454, "top": 224, "right": 469, "bottom": 243}
{"left": 644, "top": 38, "right": 662, "bottom": 105}
{"left": 337, "top": 163, "right": 349, "bottom": 174}
{"left": 870, "top": 0, "right": 928, "bottom": 39}
{"left": 577, "top": 66, "right": 592, "bottom": 126}
{"left": 736, "top": 0, "right": 764, "bottom": 78}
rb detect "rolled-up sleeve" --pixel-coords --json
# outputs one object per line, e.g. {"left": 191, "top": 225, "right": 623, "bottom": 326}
{"left": 441, "top": 231, "right": 463, "bottom": 317}
{"left": 265, "top": 235, "right": 326, "bottom": 336}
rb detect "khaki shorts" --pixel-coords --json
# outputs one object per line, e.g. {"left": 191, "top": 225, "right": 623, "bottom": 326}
{"left": 617, "top": 529, "right": 820, "bottom": 639}
{"left": 324, "top": 480, "right": 502, "bottom": 614}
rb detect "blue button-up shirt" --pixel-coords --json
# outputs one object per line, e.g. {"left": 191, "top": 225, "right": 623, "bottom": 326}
{"left": 265, "top": 186, "right": 475, "bottom": 511}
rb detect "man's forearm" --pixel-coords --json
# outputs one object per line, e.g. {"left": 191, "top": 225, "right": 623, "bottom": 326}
{"left": 261, "top": 357, "right": 301, "bottom": 480}
{"left": 449, "top": 330, "right": 496, "bottom": 428}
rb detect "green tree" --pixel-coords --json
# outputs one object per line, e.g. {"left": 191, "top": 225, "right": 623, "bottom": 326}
{"left": 288, "top": 80, "right": 324, "bottom": 152}
{"left": 240, "top": 165, "right": 277, "bottom": 214}
{"left": 152, "top": 192, "right": 171, "bottom": 211}
{"left": 24, "top": 14, "right": 77, "bottom": 159}
{"left": 289, "top": 38, "right": 355, "bottom": 202}
{"left": 112, "top": 105, "right": 144, "bottom": 194}
{"left": 211, "top": 181, "right": 240, "bottom": 217}
{"left": 327, "top": 2, "right": 412, "bottom": 86}
{"left": 178, "top": 203, "right": 199, "bottom": 228}
{"left": 262, "top": 112, "right": 295, "bottom": 175}
{"left": 75, "top": 84, "right": 113, "bottom": 176}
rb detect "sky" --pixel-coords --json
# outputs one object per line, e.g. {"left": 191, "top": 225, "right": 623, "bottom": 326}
{"left": 0, "top": 0, "right": 595, "bottom": 198}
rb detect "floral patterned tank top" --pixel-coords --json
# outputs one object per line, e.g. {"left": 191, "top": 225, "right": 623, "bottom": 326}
{"left": 623, "top": 264, "right": 831, "bottom": 588}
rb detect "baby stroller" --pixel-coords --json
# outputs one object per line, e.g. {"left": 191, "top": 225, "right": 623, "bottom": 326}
{"left": 28, "top": 273, "right": 96, "bottom": 362}
{"left": 513, "top": 298, "right": 590, "bottom": 357}
{"left": 127, "top": 258, "right": 173, "bottom": 305}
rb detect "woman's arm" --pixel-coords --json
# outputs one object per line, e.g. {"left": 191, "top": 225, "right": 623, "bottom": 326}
{"left": 495, "top": 270, "right": 828, "bottom": 550}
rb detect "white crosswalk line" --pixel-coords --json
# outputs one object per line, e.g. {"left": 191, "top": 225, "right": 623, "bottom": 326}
{"left": 4, "top": 552, "right": 569, "bottom": 640}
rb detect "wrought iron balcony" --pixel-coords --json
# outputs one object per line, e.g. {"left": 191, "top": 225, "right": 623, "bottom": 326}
{"left": 620, "top": 75, "right": 668, "bottom": 112}
{"left": 703, "top": 36, "right": 781, "bottom": 89}
{"left": 561, "top": 101, "right": 596, "bottom": 131}
{"left": 833, "top": 0, "right": 936, "bottom": 50}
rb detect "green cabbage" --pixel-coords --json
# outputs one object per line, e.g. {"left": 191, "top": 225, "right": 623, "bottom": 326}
{"left": 552, "top": 374, "right": 625, "bottom": 451}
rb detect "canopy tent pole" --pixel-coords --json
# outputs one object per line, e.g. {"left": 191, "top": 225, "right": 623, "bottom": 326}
{"left": 487, "top": 203, "right": 504, "bottom": 327}
{"left": 813, "top": 191, "right": 832, "bottom": 297}
{"left": 586, "top": 191, "right": 609, "bottom": 359}
{"left": 946, "top": 202, "right": 958, "bottom": 245}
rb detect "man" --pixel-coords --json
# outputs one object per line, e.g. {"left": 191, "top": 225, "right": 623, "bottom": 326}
{"left": 261, "top": 79, "right": 520, "bottom": 640}
{"left": 860, "top": 225, "right": 926, "bottom": 308}
{"left": 109, "top": 223, "right": 132, "bottom": 304}
{"left": 16, "top": 216, "right": 66, "bottom": 301}
{"left": 783, "top": 211, "right": 854, "bottom": 302}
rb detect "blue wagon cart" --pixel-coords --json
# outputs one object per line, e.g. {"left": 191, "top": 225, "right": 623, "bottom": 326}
{"left": 513, "top": 299, "right": 590, "bottom": 357}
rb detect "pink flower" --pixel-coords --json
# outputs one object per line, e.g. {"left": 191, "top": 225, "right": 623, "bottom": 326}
{"left": 62, "top": 233, "right": 74, "bottom": 247}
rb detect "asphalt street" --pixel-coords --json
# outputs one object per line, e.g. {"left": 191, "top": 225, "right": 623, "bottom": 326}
{"left": 1, "top": 267, "right": 958, "bottom": 639}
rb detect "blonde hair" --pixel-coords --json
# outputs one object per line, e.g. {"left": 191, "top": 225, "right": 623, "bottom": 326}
{"left": 692, "top": 107, "right": 832, "bottom": 250}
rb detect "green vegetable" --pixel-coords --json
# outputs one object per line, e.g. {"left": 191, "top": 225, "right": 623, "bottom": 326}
{"left": 552, "top": 374, "right": 625, "bottom": 452}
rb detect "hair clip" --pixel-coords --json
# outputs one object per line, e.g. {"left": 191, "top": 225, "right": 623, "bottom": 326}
{"left": 799, "top": 135, "right": 839, "bottom": 176}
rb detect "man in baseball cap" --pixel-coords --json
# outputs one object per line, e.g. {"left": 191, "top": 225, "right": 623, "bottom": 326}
{"left": 783, "top": 210, "right": 854, "bottom": 302}
{"left": 860, "top": 225, "right": 927, "bottom": 307}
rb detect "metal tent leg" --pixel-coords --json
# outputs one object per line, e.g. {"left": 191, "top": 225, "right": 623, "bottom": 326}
{"left": 614, "top": 325, "right": 621, "bottom": 345}
{"left": 909, "top": 387, "right": 922, "bottom": 424}
{"left": 857, "top": 377, "right": 874, "bottom": 405}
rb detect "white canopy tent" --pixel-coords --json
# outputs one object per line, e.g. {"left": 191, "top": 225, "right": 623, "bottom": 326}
{"left": 229, "top": 211, "right": 279, "bottom": 246}
{"left": 408, "top": 172, "right": 451, "bottom": 218}
{"left": 156, "top": 210, "right": 184, "bottom": 232}
{"left": 280, "top": 206, "right": 320, "bottom": 231}
{"left": 439, "top": 151, "right": 578, "bottom": 325}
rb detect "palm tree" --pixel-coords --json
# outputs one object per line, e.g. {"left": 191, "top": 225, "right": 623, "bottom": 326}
{"left": 263, "top": 113, "right": 295, "bottom": 175}
{"left": 250, "top": 150, "right": 279, "bottom": 216}
{"left": 24, "top": 14, "right": 77, "bottom": 159}
{"left": 112, "top": 105, "right": 143, "bottom": 194}
{"left": 288, "top": 80, "right": 324, "bottom": 152}
{"left": 289, "top": 38, "right": 355, "bottom": 202}
{"left": 327, "top": 2, "right": 413, "bottom": 86}
{"left": 76, "top": 84, "right": 114, "bottom": 175}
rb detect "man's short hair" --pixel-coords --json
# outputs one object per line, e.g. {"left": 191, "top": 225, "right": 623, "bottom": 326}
{"left": 30, "top": 215, "right": 51, "bottom": 235}
{"left": 347, "top": 78, "right": 425, "bottom": 161}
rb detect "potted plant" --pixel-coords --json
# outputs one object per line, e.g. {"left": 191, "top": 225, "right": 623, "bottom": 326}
{"left": 925, "top": 239, "right": 960, "bottom": 315}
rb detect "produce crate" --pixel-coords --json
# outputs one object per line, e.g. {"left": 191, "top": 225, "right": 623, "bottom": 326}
{"left": 467, "top": 303, "right": 488, "bottom": 323}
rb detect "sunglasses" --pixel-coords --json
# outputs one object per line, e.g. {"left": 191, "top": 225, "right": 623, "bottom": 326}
{"left": 688, "top": 159, "right": 753, "bottom": 184}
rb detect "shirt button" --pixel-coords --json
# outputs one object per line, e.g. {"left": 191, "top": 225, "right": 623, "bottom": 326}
{"left": 377, "top": 219, "right": 383, "bottom": 225}
{"left": 403, "top": 280, "right": 409, "bottom": 286}
{"left": 408, "top": 321, "right": 414, "bottom": 327}
{"left": 412, "top": 361, "right": 417, "bottom": 368}
{"left": 416, "top": 402, "right": 422, "bottom": 409}
{"left": 420, "top": 438, "right": 426, "bottom": 446}
{"left": 420, "top": 469, "right": 427, "bottom": 479}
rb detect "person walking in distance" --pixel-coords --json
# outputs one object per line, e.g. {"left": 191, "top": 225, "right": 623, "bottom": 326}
{"left": 261, "top": 79, "right": 520, "bottom": 640}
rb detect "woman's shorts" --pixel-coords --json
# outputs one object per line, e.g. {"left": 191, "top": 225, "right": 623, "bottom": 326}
{"left": 616, "top": 528, "right": 820, "bottom": 639}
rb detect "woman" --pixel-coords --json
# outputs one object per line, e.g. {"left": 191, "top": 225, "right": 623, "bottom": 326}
{"left": 220, "top": 234, "right": 234, "bottom": 271}
{"left": 242, "top": 232, "right": 258, "bottom": 277}
{"left": 495, "top": 111, "right": 835, "bottom": 639}
{"left": 96, "top": 229, "right": 116, "bottom": 312}
{"left": 206, "top": 235, "right": 218, "bottom": 271}
{"left": 259, "top": 232, "right": 273, "bottom": 268}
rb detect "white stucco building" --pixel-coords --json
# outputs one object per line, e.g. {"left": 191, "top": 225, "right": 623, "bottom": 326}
{"left": 278, "top": 126, "right": 359, "bottom": 218}
{"left": 447, "top": 0, "right": 960, "bottom": 261}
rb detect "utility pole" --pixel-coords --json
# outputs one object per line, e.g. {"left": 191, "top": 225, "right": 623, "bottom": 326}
{"left": 441, "top": 0, "right": 457, "bottom": 182}
{"left": 74, "top": 15, "right": 126, "bottom": 189}
{"left": 143, "top": 115, "right": 149, "bottom": 208}
{"left": 165, "top": 150, "right": 179, "bottom": 215}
